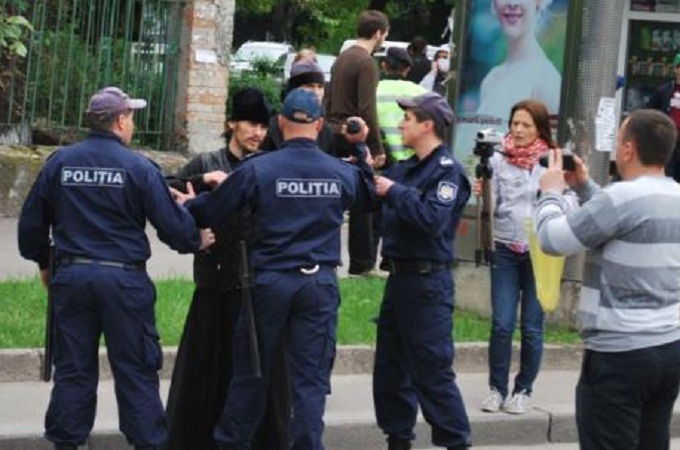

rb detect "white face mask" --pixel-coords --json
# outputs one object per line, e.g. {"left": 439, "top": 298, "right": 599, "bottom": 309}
{"left": 437, "top": 57, "right": 450, "bottom": 72}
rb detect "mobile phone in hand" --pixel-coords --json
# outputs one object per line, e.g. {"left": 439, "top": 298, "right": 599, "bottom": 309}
{"left": 539, "top": 153, "right": 575, "bottom": 171}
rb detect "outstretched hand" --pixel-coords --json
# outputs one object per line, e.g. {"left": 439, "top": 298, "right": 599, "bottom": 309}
{"left": 170, "top": 182, "right": 196, "bottom": 206}
{"left": 203, "top": 170, "right": 228, "bottom": 187}
{"left": 374, "top": 175, "right": 394, "bottom": 197}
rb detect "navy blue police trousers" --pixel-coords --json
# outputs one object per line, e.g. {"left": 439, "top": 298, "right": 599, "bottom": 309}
{"left": 214, "top": 266, "right": 339, "bottom": 450}
{"left": 46, "top": 263, "right": 166, "bottom": 448}
{"left": 373, "top": 269, "right": 471, "bottom": 448}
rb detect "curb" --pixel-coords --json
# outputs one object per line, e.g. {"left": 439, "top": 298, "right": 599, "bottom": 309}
{"left": 0, "top": 343, "right": 583, "bottom": 382}
{"left": 5, "top": 406, "right": 680, "bottom": 450}
{"left": 0, "top": 415, "right": 561, "bottom": 450}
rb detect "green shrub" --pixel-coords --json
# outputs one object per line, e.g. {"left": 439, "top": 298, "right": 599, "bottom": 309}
{"left": 0, "top": 13, "right": 32, "bottom": 57}
{"left": 228, "top": 71, "right": 284, "bottom": 115}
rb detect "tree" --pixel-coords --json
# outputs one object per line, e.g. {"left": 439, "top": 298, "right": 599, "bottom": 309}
{"left": 233, "top": 0, "right": 456, "bottom": 53}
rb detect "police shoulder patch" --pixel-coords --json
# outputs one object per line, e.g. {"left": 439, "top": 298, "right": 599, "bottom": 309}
{"left": 439, "top": 157, "right": 454, "bottom": 167}
{"left": 436, "top": 181, "right": 458, "bottom": 203}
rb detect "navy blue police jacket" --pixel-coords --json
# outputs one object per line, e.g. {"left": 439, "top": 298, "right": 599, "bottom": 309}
{"left": 18, "top": 130, "right": 201, "bottom": 269}
{"left": 185, "top": 137, "right": 375, "bottom": 271}
{"left": 380, "top": 145, "right": 471, "bottom": 262}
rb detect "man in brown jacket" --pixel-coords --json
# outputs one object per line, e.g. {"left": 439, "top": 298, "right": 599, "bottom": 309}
{"left": 326, "top": 9, "right": 389, "bottom": 275}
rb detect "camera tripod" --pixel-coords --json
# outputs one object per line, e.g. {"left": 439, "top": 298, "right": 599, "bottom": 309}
{"left": 475, "top": 157, "right": 495, "bottom": 267}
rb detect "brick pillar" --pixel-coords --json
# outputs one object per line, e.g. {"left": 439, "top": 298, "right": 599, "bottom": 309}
{"left": 176, "top": 0, "right": 234, "bottom": 154}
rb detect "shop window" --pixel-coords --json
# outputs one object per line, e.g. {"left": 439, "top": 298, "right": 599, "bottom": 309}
{"left": 631, "top": 0, "right": 680, "bottom": 13}
{"left": 623, "top": 19, "right": 680, "bottom": 112}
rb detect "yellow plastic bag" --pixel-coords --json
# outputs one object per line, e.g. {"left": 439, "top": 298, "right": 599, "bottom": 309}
{"left": 524, "top": 219, "right": 565, "bottom": 313}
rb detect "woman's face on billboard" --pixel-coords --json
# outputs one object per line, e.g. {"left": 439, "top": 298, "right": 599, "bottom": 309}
{"left": 492, "top": 0, "right": 541, "bottom": 39}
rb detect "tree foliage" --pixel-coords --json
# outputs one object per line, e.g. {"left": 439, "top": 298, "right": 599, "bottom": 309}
{"left": 234, "top": 0, "right": 457, "bottom": 54}
{"left": 0, "top": 12, "right": 32, "bottom": 57}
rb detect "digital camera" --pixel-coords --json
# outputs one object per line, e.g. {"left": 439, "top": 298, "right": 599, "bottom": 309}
{"left": 473, "top": 128, "right": 504, "bottom": 159}
{"left": 538, "top": 153, "right": 576, "bottom": 171}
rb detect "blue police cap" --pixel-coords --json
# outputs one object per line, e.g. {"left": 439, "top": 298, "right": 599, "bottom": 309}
{"left": 397, "top": 91, "right": 454, "bottom": 126}
{"left": 281, "top": 88, "right": 322, "bottom": 124}
{"left": 87, "top": 86, "right": 147, "bottom": 116}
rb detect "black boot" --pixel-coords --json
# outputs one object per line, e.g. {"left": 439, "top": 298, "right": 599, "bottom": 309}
{"left": 387, "top": 436, "right": 411, "bottom": 450}
{"left": 134, "top": 446, "right": 159, "bottom": 450}
{"left": 55, "top": 445, "right": 77, "bottom": 450}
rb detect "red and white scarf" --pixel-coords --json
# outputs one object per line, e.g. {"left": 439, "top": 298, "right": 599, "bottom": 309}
{"left": 502, "top": 134, "right": 549, "bottom": 171}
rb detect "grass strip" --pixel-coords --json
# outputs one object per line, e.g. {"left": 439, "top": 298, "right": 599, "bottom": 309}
{"left": 0, "top": 276, "right": 580, "bottom": 348}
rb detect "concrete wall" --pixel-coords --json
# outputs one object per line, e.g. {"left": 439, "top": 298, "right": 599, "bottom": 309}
{"left": 455, "top": 261, "right": 580, "bottom": 330}
{"left": 0, "top": 145, "right": 189, "bottom": 218}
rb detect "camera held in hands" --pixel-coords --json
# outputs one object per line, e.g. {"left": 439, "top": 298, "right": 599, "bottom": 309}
{"left": 346, "top": 118, "right": 361, "bottom": 135}
{"left": 538, "top": 153, "right": 576, "bottom": 171}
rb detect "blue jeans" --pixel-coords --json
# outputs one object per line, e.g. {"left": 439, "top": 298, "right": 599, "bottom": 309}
{"left": 488, "top": 242, "right": 544, "bottom": 398}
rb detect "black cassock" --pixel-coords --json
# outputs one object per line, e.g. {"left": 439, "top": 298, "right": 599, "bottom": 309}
{"left": 164, "top": 149, "right": 290, "bottom": 450}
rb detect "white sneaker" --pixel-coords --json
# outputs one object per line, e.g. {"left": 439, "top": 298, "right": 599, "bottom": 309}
{"left": 480, "top": 389, "right": 504, "bottom": 413}
{"left": 503, "top": 390, "right": 530, "bottom": 414}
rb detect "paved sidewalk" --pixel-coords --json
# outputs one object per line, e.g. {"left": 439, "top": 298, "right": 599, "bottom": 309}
{"left": 1, "top": 217, "right": 207, "bottom": 280}
{"left": 453, "top": 440, "right": 680, "bottom": 450}
{"left": 1, "top": 218, "right": 359, "bottom": 280}
{"left": 0, "top": 371, "right": 574, "bottom": 450}
{"left": 2, "top": 370, "right": 680, "bottom": 450}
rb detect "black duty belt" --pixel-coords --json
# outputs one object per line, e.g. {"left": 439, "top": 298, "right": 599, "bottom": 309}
{"left": 385, "top": 259, "right": 450, "bottom": 274}
{"left": 59, "top": 257, "right": 146, "bottom": 271}
{"left": 268, "top": 265, "right": 336, "bottom": 275}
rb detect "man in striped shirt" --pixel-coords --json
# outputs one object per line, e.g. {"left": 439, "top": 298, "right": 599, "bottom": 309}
{"left": 535, "top": 109, "right": 680, "bottom": 450}
{"left": 534, "top": 109, "right": 680, "bottom": 450}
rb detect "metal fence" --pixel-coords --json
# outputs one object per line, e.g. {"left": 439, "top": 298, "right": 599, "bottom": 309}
{"left": 0, "top": 0, "right": 185, "bottom": 150}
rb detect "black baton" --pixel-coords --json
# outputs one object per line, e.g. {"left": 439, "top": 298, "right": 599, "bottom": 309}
{"left": 42, "top": 247, "right": 56, "bottom": 382}
{"left": 238, "top": 241, "right": 261, "bottom": 378}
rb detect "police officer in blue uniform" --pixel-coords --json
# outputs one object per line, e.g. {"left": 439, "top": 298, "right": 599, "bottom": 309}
{"left": 372, "top": 92, "right": 472, "bottom": 450}
{"left": 171, "top": 88, "right": 375, "bottom": 450}
{"left": 17, "top": 86, "right": 211, "bottom": 450}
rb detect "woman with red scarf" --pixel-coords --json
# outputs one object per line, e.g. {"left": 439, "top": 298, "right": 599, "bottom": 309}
{"left": 474, "top": 100, "right": 567, "bottom": 415}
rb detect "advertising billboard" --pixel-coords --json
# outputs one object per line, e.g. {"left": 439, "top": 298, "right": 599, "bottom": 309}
{"left": 453, "top": 0, "right": 570, "bottom": 174}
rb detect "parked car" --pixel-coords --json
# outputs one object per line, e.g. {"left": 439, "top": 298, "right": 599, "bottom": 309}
{"left": 339, "top": 39, "right": 440, "bottom": 60}
{"left": 282, "top": 52, "right": 337, "bottom": 84}
{"left": 230, "top": 41, "right": 295, "bottom": 73}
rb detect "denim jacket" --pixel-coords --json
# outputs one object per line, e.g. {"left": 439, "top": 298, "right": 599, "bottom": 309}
{"left": 489, "top": 152, "right": 577, "bottom": 250}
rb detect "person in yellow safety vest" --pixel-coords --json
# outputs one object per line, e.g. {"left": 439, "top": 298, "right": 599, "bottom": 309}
{"left": 376, "top": 46, "right": 428, "bottom": 166}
